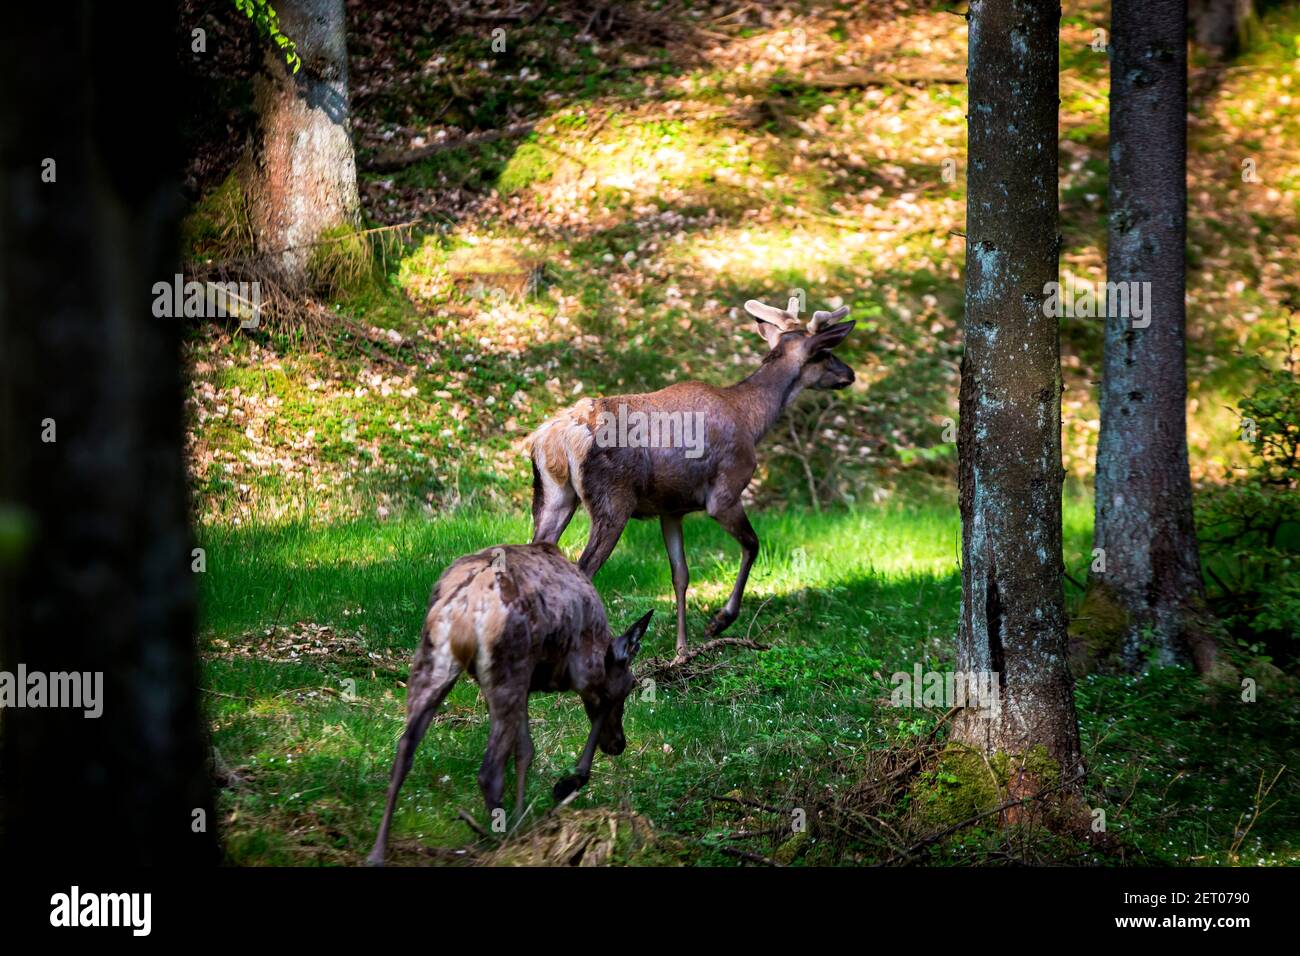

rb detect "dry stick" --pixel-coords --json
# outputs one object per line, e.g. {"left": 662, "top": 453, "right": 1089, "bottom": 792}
{"left": 711, "top": 793, "right": 789, "bottom": 815}
{"left": 641, "top": 598, "right": 780, "bottom": 679}
{"left": 457, "top": 808, "right": 491, "bottom": 840}
{"left": 366, "top": 121, "right": 538, "bottom": 172}
{"left": 799, "top": 69, "right": 965, "bottom": 88}
{"left": 880, "top": 776, "right": 1077, "bottom": 866}
{"left": 1229, "top": 766, "right": 1285, "bottom": 860}
{"left": 642, "top": 635, "right": 770, "bottom": 680}
{"left": 366, "top": 99, "right": 751, "bottom": 174}
{"left": 717, "top": 845, "right": 781, "bottom": 866}
{"left": 926, "top": 705, "right": 962, "bottom": 742}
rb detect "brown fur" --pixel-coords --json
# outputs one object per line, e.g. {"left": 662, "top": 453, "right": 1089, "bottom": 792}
{"left": 367, "top": 543, "right": 650, "bottom": 865}
{"left": 526, "top": 299, "right": 857, "bottom": 658}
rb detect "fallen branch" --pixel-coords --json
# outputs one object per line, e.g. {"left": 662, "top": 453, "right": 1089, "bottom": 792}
{"left": 640, "top": 635, "right": 770, "bottom": 681}
{"left": 879, "top": 775, "right": 1077, "bottom": 866}
{"left": 458, "top": 808, "right": 491, "bottom": 840}
{"left": 711, "top": 793, "right": 790, "bottom": 815}
{"left": 366, "top": 122, "right": 538, "bottom": 172}
{"left": 803, "top": 69, "right": 965, "bottom": 89}
{"left": 717, "top": 845, "right": 781, "bottom": 866}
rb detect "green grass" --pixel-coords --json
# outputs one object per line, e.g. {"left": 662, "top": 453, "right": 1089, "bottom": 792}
{"left": 198, "top": 498, "right": 1300, "bottom": 866}
{"left": 187, "top": 0, "right": 1300, "bottom": 866}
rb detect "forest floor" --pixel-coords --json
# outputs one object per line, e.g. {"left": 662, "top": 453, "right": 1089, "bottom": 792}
{"left": 185, "top": 0, "right": 1300, "bottom": 864}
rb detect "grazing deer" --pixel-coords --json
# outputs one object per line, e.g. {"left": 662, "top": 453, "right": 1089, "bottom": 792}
{"left": 367, "top": 542, "right": 652, "bottom": 866}
{"left": 525, "top": 297, "right": 855, "bottom": 661}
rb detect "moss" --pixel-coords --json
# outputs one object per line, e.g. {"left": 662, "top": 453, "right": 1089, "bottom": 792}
{"left": 911, "top": 744, "right": 1061, "bottom": 830}
{"left": 773, "top": 829, "right": 810, "bottom": 865}
{"left": 181, "top": 168, "right": 252, "bottom": 262}
{"left": 496, "top": 140, "right": 553, "bottom": 194}
{"left": 1068, "top": 583, "right": 1130, "bottom": 675}
{"left": 308, "top": 223, "right": 381, "bottom": 296}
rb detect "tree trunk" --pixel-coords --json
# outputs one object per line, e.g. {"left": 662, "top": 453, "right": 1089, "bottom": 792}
{"left": 955, "top": 0, "right": 1082, "bottom": 777}
{"left": 1189, "top": 0, "right": 1253, "bottom": 58}
{"left": 243, "top": 0, "right": 361, "bottom": 283}
{"left": 1087, "top": 0, "right": 1217, "bottom": 675}
{"left": 0, "top": 3, "right": 219, "bottom": 864}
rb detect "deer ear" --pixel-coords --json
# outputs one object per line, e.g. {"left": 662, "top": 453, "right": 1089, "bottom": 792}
{"left": 807, "top": 320, "right": 855, "bottom": 351}
{"left": 744, "top": 299, "right": 794, "bottom": 349}
{"left": 753, "top": 318, "right": 785, "bottom": 349}
{"left": 612, "top": 610, "right": 653, "bottom": 664}
{"left": 810, "top": 305, "right": 851, "bottom": 331}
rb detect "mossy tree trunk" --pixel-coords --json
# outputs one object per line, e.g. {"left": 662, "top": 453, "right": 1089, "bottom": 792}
{"left": 955, "top": 0, "right": 1082, "bottom": 778}
{"left": 0, "top": 3, "right": 218, "bottom": 863}
{"left": 243, "top": 0, "right": 361, "bottom": 283}
{"left": 1088, "top": 0, "right": 1218, "bottom": 675}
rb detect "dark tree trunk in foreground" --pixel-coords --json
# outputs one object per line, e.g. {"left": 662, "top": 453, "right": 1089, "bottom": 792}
{"left": 956, "top": 0, "right": 1082, "bottom": 777}
{"left": 243, "top": 0, "right": 361, "bottom": 282}
{"left": 0, "top": 3, "right": 218, "bottom": 863}
{"left": 1086, "top": 0, "right": 1217, "bottom": 675}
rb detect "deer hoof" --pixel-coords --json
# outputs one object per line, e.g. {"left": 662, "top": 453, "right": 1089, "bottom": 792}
{"left": 705, "top": 611, "right": 734, "bottom": 637}
{"left": 552, "top": 773, "right": 589, "bottom": 803}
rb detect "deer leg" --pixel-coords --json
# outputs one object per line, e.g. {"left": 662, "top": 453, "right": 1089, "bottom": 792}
{"left": 553, "top": 712, "right": 603, "bottom": 803}
{"left": 705, "top": 504, "right": 760, "bottom": 638}
{"left": 513, "top": 705, "right": 533, "bottom": 819}
{"left": 660, "top": 514, "right": 690, "bottom": 661}
{"left": 576, "top": 505, "right": 631, "bottom": 579}
{"left": 367, "top": 646, "right": 461, "bottom": 866}
{"left": 478, "top": 691, "right": 521, "bottom": 829}
{"left": 530, "top": 462, "right": 578, "bottom": 544}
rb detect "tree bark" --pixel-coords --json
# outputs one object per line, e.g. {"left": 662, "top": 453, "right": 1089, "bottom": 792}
{"left": 1189, "top": 0, "right": 1252, "bottom": 58}
{"left": 955, "top": 0, "right": 1082, "bottom": 776}
{"left": 1088, "top": 0, "right": 1217, "bottom": 675}
{"left": 243, "top": 0, "right": 361, "bottom": 282}
{"left": 0, "top": 3, "right": 219, "bottom": 864}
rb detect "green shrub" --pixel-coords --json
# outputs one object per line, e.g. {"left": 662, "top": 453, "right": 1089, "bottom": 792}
{"left": 1197, "top": 320, "right": 1300, "bottom": 661}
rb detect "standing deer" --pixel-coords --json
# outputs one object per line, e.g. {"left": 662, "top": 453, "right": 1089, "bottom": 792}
{"left": 367, "top": 542, "right": 652, "bottom": 866}
{"left": 525, "top": 297, "right": 855, "bottom": 661}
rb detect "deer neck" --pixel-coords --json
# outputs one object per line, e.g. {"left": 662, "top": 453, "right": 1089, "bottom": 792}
{"left": 729, "top": 359, "right": 804, "bottom": 443}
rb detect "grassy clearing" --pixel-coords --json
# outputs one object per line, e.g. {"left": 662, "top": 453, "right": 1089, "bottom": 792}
{"left": 186, "top": 0, "right": 1300, "bottom": 865}
{"left": 200, "top": 498, "right": 1300, "bottom": 866}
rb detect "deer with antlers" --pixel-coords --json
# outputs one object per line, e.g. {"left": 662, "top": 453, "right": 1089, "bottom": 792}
{"left": 524, "top": 297, "right": 856, "bottom": 661}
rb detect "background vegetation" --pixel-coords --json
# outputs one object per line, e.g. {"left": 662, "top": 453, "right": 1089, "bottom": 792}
{"left": 183, "top": 0, "right": 1300, "bottom": 865}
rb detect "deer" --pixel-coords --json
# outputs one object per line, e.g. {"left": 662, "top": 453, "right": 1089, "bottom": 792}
{"left": 524, "top": 296, "right": 855, "bottom": 662}
{"left": 367, "top": 542, "right": 652, "bottom": 866}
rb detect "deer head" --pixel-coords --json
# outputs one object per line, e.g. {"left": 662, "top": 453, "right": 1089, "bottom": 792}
{"left": 587, "top": 609, "right": 652, "bottom": 757}
{"left": 743, "top": 297, "right": 856, "bottom": 391}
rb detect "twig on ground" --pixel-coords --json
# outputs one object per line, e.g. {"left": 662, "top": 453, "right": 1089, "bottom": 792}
{"left": 458, "top": 808, "right": 491, "bottom": 840}
{"left": 366, "top": 122, "right": 538, "bottom": 172}
{"left": 717, "top": 845, "right": 781, "bottom": 866}
{"left": 879, "top": 776, "right": 1076, "bottom": 865}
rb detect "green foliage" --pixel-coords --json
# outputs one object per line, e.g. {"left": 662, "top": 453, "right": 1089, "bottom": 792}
{"left": 1198, "top": 321, "right": 1300, "bottom": 658}
{"left": 912, "top": 744, "right": 1060, "bottom": 829}
{"left": 233, "top": 0, "right": 301, "bottom": 74}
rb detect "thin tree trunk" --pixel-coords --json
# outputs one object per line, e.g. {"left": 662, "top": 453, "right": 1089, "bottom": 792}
{"left": 0, "top": 3, "right": 218, "bottom": 864}
{"left": 955, "top": 0, "right": 1082, "bottom": 777}
{"left": 243, "top": 0, "right": 361, "bottom": 282}
{"left": 1087, "top": 0, "right": 1217, "bottom": 675}
{"left": 1189, "top": 0, "right": 1253, "bottom": 58}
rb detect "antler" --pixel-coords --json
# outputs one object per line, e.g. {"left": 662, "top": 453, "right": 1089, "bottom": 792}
{"left": 745, "top": 298, "right": 850, "bottom": 333}
{"left": 808, "top": 305, "right": 850, "bottom": 333}
{"left": 743, "top": 297, "right": 802, "bottom": 332}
